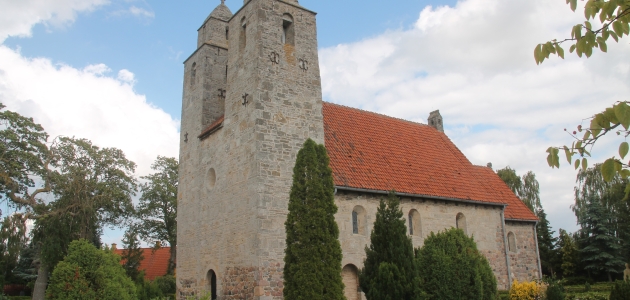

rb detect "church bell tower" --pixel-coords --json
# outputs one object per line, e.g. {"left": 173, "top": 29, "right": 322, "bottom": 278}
{"left": 177, "top": 0, "right": 324, "bottom": 298}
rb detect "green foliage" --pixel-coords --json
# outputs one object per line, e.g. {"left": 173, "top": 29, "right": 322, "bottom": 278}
{"left": 609, "top": 280, "right": 630, "bottom": 300}
{"left": 539, "top": 1, "right": 630, "bottom": 196}
{"left": 558, "top": 229, "right": 580, "bottom": 278}
{"left": 121, "top": 227, "right": 144, "bottom": 282}
{"left": 496, "top": 167, "right": 541, "bottom": 213}
{"left": 283, "top": 139, "right": 344, "bottom": 300}
{"left": 0, "top": 103, "right": 49, "bottom": 215}
{"left": 359, "top": 192, "right": 420, "bottom": 300}
{"left": 0, "top": 214, "right": 28, "bottom": 286}
{"left": 578, "top": 196, "right": 624, "bottom": 281}
{"left": 534, "top": 0, "right": 630, "bottom": 64}
{"left": 537, "top": 209, "right": 560, "bottom": 277}
{"left": 135, "top": 275, "right": 175, "bottom": 300}
{"left": 46, "top": 239, "right": 136, "bottom": 300}
{"left": 136, "top": 156, "right": 178, "bottom": 275}
{"left": 415, "top": 227, "right": 496, "bottom": 300}
{"left": 546, "top": 282, "right": 566, "bottom": 300}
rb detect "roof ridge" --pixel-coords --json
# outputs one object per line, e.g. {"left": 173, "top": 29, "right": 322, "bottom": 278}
{"left": 323, "top": 101, "right": 430, "bottom": 128}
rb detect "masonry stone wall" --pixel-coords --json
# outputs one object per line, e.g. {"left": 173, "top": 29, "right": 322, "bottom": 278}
{"left": 335, "top": 190, "right": 531, "bottom": 291}
{"left": 178, "top": 0, "right": 540, "bottom": 298}
{"left": 178, "top": 0, "right": 323, "bottom": 299}
{"left": 506, "top": 221, "right": 541, "bottom": 283}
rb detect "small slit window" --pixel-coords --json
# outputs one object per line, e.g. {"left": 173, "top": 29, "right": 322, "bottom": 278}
{"left": 352, "top": 206, "right": 366, "bottom": 235}
{"left": 282, "top": 13, "right": 294, "bottom": 45}
{"left": 191, "top": 62, "right": 197, "bottom": 86}
{"left": 508, "top": 232, "right": 516, "bottom": 252}
{"left": 240, "top": 17, "right": 247, "bottom": 51}
{"left": 456, "top": 213, "right": 467, "bottom": 235}
{"left": 408, "top": 209, "right": 421, "bottom": 237}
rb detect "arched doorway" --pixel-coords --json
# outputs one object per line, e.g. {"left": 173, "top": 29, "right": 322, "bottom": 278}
{"left": 207, "top": 269, "right": 217, "bottom": 300}
{"left": 342, "top": 264, "right": 360, "bottom": 300}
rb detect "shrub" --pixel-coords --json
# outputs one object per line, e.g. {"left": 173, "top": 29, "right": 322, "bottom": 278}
{"left": 46, "top": 239, "right": 136, "bottom": 300}
{"left": 508, "top": 280, "right": 541, "bottom": 300}
{"left": 609, "top": 280, "right": 630, "bottom": 300}
{"left": 415, "top": 228, "right": 496, "bottom": 300}
{"left": 545, "top": 282, "right": 565, "bottom": 300}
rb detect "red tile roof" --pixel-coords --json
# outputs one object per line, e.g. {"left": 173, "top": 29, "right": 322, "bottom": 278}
{"left": 322, "top": 102, "right": 537, "bottom": 221}
{"left": 114, "top": 247, "right": 171, "bottom": 281}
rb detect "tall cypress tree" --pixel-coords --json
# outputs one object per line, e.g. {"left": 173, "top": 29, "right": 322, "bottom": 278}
{"left": 283, "top": 139, "right": 344, "bottom": 300}
{"left": 359, "top": 192, "right": 420, "bottom": 300}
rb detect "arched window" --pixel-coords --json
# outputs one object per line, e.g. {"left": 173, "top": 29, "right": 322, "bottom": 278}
{"left": 408, "top": 209, "right": 421, "bottom": 237}
{"left": 508, "top": 232, "right": 516, "bottom": 252}
{"left": 240, "top": 17, "right": 247, "bottom": 51}
{"left": 342, "top": 264, "right": 361, "bottom": 300}
{"left": 282, "top": 13, "right": 294, "bottom": 45}
{"left": 352, "top": 206, "right": 366, "bottom": 235}
{"left": 456, "top": 213, "right": 467, "bottom": 235}
{"left": 207, "top": 269, "right": 217, "bottom": 300}
{"left": 191, "top": 62, "right": 197, "bottom": 86}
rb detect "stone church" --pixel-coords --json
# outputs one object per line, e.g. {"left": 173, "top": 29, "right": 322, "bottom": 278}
{"left": 176, "top": 0, "right": 541, "bottom": 299}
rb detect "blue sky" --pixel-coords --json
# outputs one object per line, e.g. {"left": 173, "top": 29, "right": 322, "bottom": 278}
{"left": 3, "top": 0, "right": 458, "bottom": 119}
{"left": 1, "top": 0, "right": 629, "bottom": 246}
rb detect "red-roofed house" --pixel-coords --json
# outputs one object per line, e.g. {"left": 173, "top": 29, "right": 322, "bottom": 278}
{"left": 114, "top": 246, "right": 172, "bottom": 281}
{"left": 177, "top": 1, "right": 541, "bottom": 299}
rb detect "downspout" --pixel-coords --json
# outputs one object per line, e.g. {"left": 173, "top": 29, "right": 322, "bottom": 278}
{"left": 533, "top": 221, "right": 543, "bottom": 280}
{"left": 501, "top": 209, "right": 512, "bottom": 289}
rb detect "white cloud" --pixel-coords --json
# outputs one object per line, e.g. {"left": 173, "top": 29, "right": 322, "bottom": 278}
{"left": 0, "top": 0, "right": 109, "bottom": 43}
{"left": 0, "top": 46, "right": 180, "bottom": 177}
{"left": 129, "top": 6, "right": 154, "bottom": 19}
{"left": 319, "top": 0, "right": 630, "bottom": 233}
{"left": 110, "top": 5, "right": 155, "bottom": 20}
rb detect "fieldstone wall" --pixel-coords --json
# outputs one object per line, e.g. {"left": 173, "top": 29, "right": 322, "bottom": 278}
{"left": 506, "top": 221, "right": 541, "bottom": 283}
{"left": 178, "top": 0, "right": 323, "bottom": 299}
{"left": 335, "top": 190, "right": 512, "bottom": 290}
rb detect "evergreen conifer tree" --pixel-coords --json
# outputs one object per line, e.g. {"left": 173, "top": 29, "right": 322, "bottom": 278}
{"left": 283, "top": 139, "right": 344, "bottom": 300}
{"left": 359, "top": 192, "right": 420, "bottom": 300}
{"left": 558, "top": 229, "right": 579, "bottom": 278}
{"left": 121, "top": 227, "right": 144, "bottom": 283}
{"left": 579, "top": 197, "right": 624, "bottom": 282}
{"left": 536, "top": 208, "right": 559, "bottom": 277}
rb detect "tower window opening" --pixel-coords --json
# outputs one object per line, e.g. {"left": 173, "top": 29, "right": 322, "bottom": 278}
{"left": 351, "top": 206, "right": 366, "bottom": 235}
{"left": 191, "top": 62, "right": 197, "bottom": 86}
{"left": 408, "top": 209, "right": 421, "bottom": 237}
{"left": 282, "top": 13, "right": 294, "bottom": 45}
{"left": 225, "top": 26, "right": 229, "bottom": 40}
{"left": 240, "top": 17, "right": 247, "bottom": 51}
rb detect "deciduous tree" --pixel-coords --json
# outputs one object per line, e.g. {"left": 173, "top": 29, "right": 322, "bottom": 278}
{"left": 46, "top": 239, "right": 136, "bottom": 300}
{"left": 539, "top": 1, "right": 630, "bottom": 194}
{"left": 135, "top": 156, "right": 178, "bottom": 275}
